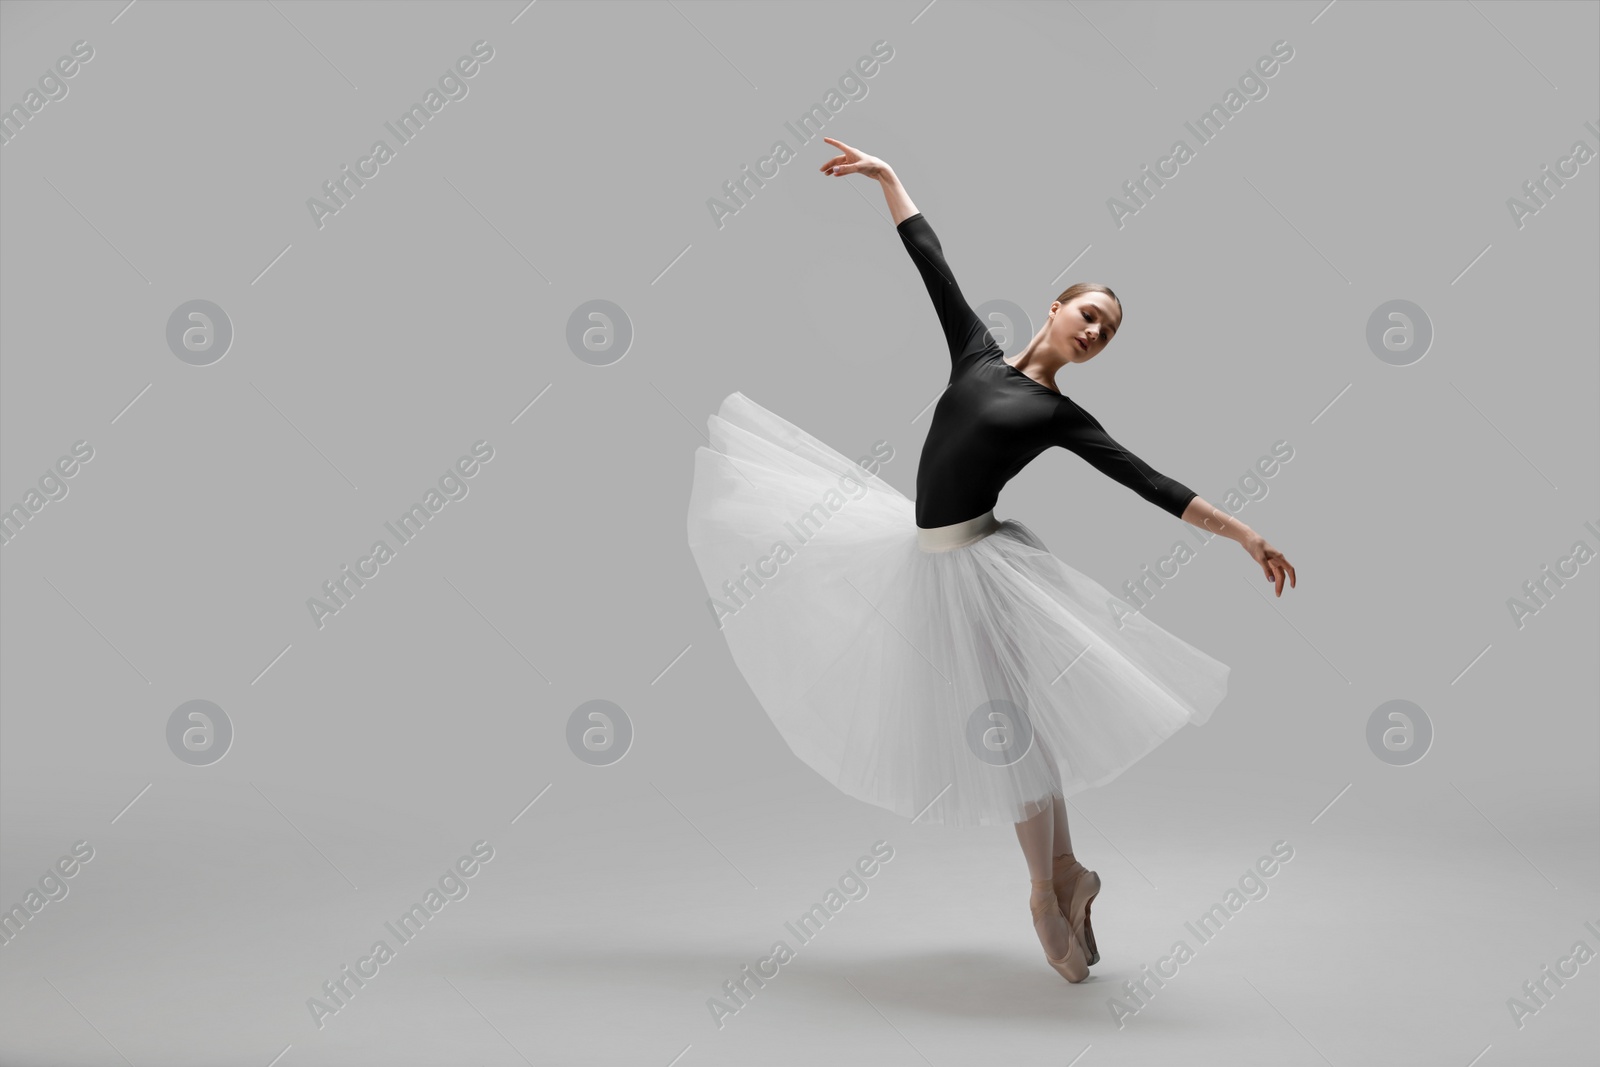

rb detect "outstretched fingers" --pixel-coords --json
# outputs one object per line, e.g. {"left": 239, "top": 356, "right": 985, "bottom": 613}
{"left": 818, "top": 137, "right": 860, "bottom": 174}
{"left": 821, "top": 136, "right": 857, "bottom": 158}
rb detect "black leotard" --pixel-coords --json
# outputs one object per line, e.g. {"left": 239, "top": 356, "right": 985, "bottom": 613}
{"left": 899, "top": 211, "right": 1198, "bottom": 529}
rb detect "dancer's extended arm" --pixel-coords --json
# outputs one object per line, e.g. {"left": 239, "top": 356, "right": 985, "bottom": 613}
{"left": 1177, "top": 495, "right": 1296, "bottom": 596}
{"left": 1052, "top": 402, "right": 1296, "bottom": 596}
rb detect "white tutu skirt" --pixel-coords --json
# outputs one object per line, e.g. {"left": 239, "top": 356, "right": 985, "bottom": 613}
{"left": 687, "top": 392, "right": 1229, "bottom": 827}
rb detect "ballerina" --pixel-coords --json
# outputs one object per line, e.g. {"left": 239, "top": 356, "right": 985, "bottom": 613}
{"left": 687, "top": 137, "right": 1295, "bottom": 984}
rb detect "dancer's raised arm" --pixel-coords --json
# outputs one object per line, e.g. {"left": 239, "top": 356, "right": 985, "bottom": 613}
{"left": 822, "top": 138, "right": 999, "bottom": 373}
{"left": 818, "top": 137, "right": 916, "bottom": 222}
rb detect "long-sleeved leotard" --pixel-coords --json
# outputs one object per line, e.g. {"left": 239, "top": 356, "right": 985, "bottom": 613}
{"left": 899, "top": 211, "right": 1198, "bottom": 529}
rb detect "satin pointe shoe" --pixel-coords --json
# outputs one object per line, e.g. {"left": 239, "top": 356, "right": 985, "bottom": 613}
{"left": 1053, "top": 854, "right": 1101, "bottom": 967}
{"left": 1029, "top": 879, "right": 1088, "bottom": 983}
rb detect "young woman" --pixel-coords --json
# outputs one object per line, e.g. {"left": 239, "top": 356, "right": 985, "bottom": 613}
{"left": 686, "top": 138, "right": 1295, "bottom": 984}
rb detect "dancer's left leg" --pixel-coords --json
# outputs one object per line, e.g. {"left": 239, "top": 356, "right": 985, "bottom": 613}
{"left": 1050, "top": 793, "right": 1075, "bottom": 858}
{"left": 1015, "top": 803, "right": 1071, "bottom": 960}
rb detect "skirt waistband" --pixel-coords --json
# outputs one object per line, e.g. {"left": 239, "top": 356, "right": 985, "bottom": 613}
{"left": 917, "top": 509, "right": 1001, "bottom": 552}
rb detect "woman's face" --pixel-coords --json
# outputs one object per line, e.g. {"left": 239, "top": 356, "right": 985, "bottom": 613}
{"left": 1050, "top": 294, "right": 1121, "bottom": 362}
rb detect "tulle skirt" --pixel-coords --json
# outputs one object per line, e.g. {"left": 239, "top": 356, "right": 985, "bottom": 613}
{"left": 686, "top": 392, "right": 1230, "bottom": 827}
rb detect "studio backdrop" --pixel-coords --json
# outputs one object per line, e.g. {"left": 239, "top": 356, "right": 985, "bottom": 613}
{"left": 1, "top": 2, "right": 1595, "bottom": 1065}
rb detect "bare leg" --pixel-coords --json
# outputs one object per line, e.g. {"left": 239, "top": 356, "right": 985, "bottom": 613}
{"left": 995, "top": 627, "right": 1080, "bottom": 971}
{"left": 1014, "top": 801, "right": 1056, "bottom": 881}
{"left": 1015, "top": 800, "right": 1070, "bottom": 959}
{"left": 1051, "top": 793, "right": 1075, "bottom": 861}
{"left": 1050, "top": 790, "right": 1099, "bottom": 966}
{"left": 1022, "top": 728, "right": 1075, "bottom": 863}
{"left": 1012, "top": 736, "right": 1067, "bottom": 880}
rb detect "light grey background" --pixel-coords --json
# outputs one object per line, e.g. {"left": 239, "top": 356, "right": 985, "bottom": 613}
{"left": 2, "top": 1, "right": 1596, "bottom": 1064}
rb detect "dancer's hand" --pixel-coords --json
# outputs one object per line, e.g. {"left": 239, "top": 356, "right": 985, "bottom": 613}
{"left": 1244, "top": 534, "right": 1296, "bottom": 596}
{"left": 819, "top": 137, "right": 890, "bottom": 180}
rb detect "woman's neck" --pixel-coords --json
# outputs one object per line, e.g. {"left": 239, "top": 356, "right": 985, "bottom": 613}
{"left": 1004, "top": 338, "right": 1068, "bottom": 393}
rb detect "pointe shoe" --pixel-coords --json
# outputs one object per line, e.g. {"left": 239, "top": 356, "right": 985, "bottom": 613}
{"left": 1029, "top": 879, "right": 1088, "bottom": 983}
{"left": 1053, "top": 854, "right": 1101, "bottom": 967}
